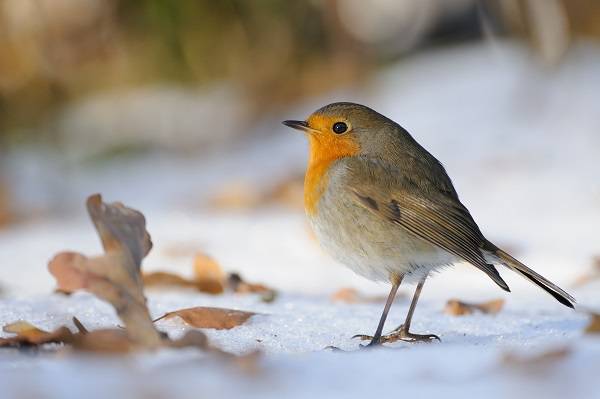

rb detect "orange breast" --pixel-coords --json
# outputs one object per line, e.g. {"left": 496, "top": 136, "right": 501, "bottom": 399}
{"left": 304, "top": 133, "right": 360, "bottom": 216}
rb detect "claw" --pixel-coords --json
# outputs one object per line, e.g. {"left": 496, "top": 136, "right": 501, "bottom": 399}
{"left": 352, "top": 327, "right": 441, "bottom": 345}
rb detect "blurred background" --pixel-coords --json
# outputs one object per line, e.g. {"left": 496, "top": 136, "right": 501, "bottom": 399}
{"left": 0, "top": 0, "right": 599, "bottom": 297}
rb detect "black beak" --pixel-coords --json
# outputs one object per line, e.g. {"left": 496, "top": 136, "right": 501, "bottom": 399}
{"left": 282, "top": 120, "right": 309, "bottom": 131}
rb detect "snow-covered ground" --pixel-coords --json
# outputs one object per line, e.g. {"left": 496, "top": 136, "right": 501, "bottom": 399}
{"left": 1, "top": 41, "right": 600, "bottom": 398}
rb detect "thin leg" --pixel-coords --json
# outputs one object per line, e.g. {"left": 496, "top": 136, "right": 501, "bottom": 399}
{"left": 354, "top": 274, "right": 440, "bottom": 344}
{"left": 387, "top": 274, "right": 440, "bottom": 343}
{"left": 403, "top": 276, "right": 425, "bottom": 331}
{"left": 352, "top": 274, "right": 402, "bottom": 347}
{"left": 367, "top": 275, "right": 402, "bottom": 346}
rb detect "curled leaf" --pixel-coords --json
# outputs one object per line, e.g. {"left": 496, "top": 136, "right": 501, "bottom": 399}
{"left": 228, "top": 273, "right": 277, "bottom": 302}
{"left": 193, "top": 253, "right": 226, "bottom": 294}
{"left": 48, "top": 194, "right": 161, "bottom": 348}
{"left": 154, "top": 306, "right": 256, "bottom": 330}
{"left": 143, "top": 253, "right": 225, "bottom": 295}
{"left": 444, "top": 298, "right": 505, "bottom": 316}
{"left": 168, "top": 330, "right": 210, "bottom": 350}
{"left": 70, "top": 329, "right": 135, "bottom": 353}
{"left": 0, "top": 321, "right": 73, "bottom": 347}
{"left": 143, "top": 271, "right": 201, "bottom": 289}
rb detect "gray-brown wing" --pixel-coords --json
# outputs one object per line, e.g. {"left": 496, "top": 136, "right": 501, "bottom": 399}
{"left": 345, "top": 158, "right": 509, "bottom": 291}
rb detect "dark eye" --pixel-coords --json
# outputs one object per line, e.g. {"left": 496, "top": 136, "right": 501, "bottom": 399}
{"left": 332, "top": 122, "right": 347, "bottom": 134}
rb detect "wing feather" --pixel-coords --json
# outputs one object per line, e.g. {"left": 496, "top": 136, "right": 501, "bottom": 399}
{"left": 345, "top": 158, "right": 509, "bottom": 291}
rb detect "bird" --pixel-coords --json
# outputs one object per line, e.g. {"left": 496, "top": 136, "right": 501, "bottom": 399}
{"left": 283, "top": 102, "right": 575, "bottom": 346}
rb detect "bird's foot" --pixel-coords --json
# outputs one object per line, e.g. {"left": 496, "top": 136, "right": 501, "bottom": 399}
{"left": 353, "top": 325, "right": 440, "bottom": 345}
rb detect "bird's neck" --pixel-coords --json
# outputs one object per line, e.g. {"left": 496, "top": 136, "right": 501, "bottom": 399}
{"left": 304, "top": 134, "right": 360, "bottom": 216}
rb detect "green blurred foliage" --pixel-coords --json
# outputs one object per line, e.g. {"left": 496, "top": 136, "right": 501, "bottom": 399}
{"left": 0, "top": 0, "right": 367, "bottom": 142}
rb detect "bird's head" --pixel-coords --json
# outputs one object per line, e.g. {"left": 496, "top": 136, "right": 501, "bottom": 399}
{"left": 283, "top": 102, "right": 402, "bottom": 163}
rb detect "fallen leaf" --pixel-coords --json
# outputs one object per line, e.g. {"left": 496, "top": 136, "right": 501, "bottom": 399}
{"left": 143, "top": 253, "right": 225, "bottom": 295}
{"left": 332, "top": 288, "right": 362, "bottom": 303}
{"left": 444, "top": 298, "right": 505, "bottom": 316}
{"left": 70, "top": 329, "right": 135, "bottom": 353}
{"left": 48, "top": 194, "right": 161, "bottom": 348}
{"left": 228, "top": 273, "right": 277, "bottom": 302}
{"left": 167, "top": 330, "right": 210, "bottom": 350}
{"left": 331, "top": 287, "right": 401, "bottom": 304}
{"left": 501, "top": 347, "right": 571, "bottom": 371}
{"left": 193, "top": 253, "right": 226, "bottom": 294}
{"left": 1, "top": 319, "right": 210, "bottom": 354}
{"left": 143, "top": 271, "right": 200, "bottom": 289}
{"left": 8, "top": 194, "right": 257, "bottom": 357}
{"left": 572, "top": 256, "right": 600, "bottom": 287}
{"left": 0, "top": 321, "right": 73, "bottom": 347}
{"left": 154, "top": 306, "right": 256, "bottom": 330}
{"left": 584, "top": 313, "right": 600, "bottom": 334}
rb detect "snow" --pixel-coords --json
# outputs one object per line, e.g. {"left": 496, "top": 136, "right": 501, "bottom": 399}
{"left": 1, "top": 41, "right": 600, "bottom": 398}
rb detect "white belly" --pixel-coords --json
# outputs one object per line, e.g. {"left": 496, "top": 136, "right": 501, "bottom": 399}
{"left": 308, "top": 193, "right": 457, "bottom": 284}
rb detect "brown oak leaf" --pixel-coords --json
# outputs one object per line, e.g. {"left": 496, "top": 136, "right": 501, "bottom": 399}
{"left": 330, "top": 287, "right": 402, "bottom": 304}
{"left": 228, "top": 273, "right": 277, "bottom": 302}
{"left": 48, "top": 194, "right": 161, "bottom": 348}
{"left": 0, "top": 321, "right": 73, "bottom": 347}
{"left": 154, "top": 306, "right": 256, "bottom": 330}
{"left": 444, "top": 298, "right": 505, "bottom": 316}
{"left": 193, "top": 252, "right": 226, "bottom": 294}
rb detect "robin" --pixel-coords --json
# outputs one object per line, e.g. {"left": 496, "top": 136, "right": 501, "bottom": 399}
{"left": 283, "top": 102, "right": 575, "bottom": 346}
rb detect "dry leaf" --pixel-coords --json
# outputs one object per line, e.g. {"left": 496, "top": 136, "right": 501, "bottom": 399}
{"left": 167, "top": 330, "right": 210, "bottom": 350}
{"left": 48, "top": 194, "right": 161, "bottom": 348}
{"left": 331, "top": 288, "right": 364, "bottom": 304}
{"left": 0, "top": 321, "right": 73, "bottom": 347}
{"left": 70, "top": 329, "right": 135, "bottom": 353}
{"left": 228, "top": 273, "right": 277, "bottom": 302}
{"left": 142, "top": 270, "right": 224, "bottom": 295}
{"left": 444, "top": 299, "right": 505, "bottom": 316}
{"left": 193, "top": 253, "right": 226, "bottom": 294}
{"left": 584, "top": 313, "right": 600, "bottom": 334}
{"left": 572, "top": 256, "right": 600, "bottom": 287}
{"left": 9, "top": 195, "right": 255, "bottom": 357}
{"left": 143, "top": 271, "right": 200, "bottom": 289}
{"left": 1, "top": 319, "right": 211, "bottom": 354}
{"left": 502, "top": 347, "right": 571, "bottom": 370}
{"left": 330, "top": 287, "right": 401, "bottom": 304}
{"left": 142, "top": 252, "right": 225, "bottom": 295}
{"left": 154, "top": 306, "right": 256, "bottom": 330}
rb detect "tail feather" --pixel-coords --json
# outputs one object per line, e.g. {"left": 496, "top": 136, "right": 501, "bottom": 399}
{"left": 485, "top": 243, "right": 575, "bottom": 309}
